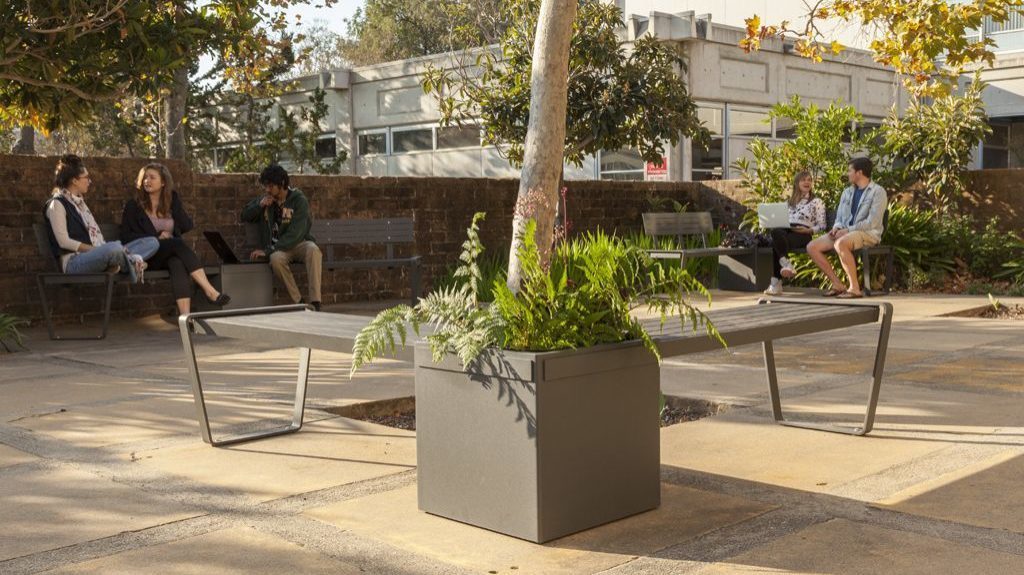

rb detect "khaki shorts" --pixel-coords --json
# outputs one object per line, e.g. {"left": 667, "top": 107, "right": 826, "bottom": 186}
{"left": 838, "top": 230, "right": 879, "bottom": 250}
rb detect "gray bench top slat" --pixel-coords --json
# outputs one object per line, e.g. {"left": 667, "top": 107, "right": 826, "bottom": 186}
{"left": 645, "top": 302, "right": 878, "bottom": 356}
{"left": 195, "top": 302, "right": 877, "bottom": 364}
{"left": 193, "top": 310, "right": 416, "bottom": 361}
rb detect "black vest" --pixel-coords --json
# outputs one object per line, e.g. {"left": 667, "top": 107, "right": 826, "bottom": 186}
{"left": 43, "top": 195, "right": 92, "bottom": 264}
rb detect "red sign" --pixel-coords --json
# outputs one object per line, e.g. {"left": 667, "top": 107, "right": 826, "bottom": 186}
{"left": 645, "top": 157, "right": 668, "bottom": 181}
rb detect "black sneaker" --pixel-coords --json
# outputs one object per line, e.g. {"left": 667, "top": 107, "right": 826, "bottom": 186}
{"left": 311, "top": 301, "right": 322, "bottom": 312}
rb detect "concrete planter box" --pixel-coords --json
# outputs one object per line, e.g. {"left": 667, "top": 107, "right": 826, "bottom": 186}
{"left": 415, "top": 340, "right": 661, "bottom": 543}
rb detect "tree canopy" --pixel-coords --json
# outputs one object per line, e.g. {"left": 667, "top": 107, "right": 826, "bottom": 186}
{"left": 0, "top": 0, "right": 333, "bottom": 134}
{"left": 740, "top": 0, "right": 1024, "bottom": 96}
{"left": 422, "top": 0, "right": 707, "bottom": 169}
{"left": 339, "top": 0, "right": 508, "bottom": 66}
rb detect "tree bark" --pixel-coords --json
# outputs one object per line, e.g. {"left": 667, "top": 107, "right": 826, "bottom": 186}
{"left": 505, "top": 0, "right": 577, "bottom": 291}
{"left": 164, "top": 65, "right": 189, "bottom": 159}
{"left": 11, "top": 125, "right": 35, "bottom": 154}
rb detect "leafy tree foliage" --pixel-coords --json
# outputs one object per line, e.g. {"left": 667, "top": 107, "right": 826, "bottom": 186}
{"left": 740, "top": 0, "right": 1024, "bottom": 96}
{"left": 422, "top": 0, "right": 707, "bottom": 169}
{"left": 732, "top": 96, "right": 873, "bottom": 229}
{"left": 1, "top": 1, "right": 333, "bottom": 139}
{"left": 290, "top": 22, "right": 349, "bottom": 77}
{"left": 340, "top": 0, "right": 508, "bottom": 66}
{"left": 882, "top": 77, "right": 991, "bottom": 212}
{"left": 217, "top": 87, "right": 347, "bottom": 174}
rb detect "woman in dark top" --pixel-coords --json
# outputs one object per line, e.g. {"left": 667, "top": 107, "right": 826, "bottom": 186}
{"left": 120, "top": 163, "right": 229, "bottom": 316}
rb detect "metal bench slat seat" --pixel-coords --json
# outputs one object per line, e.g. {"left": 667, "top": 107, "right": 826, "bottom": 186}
{"left": 181, "top": 298, "right": 891, "bottom": 446}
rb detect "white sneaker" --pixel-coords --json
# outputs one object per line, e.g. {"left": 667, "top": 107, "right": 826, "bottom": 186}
{"left": 780, "top": 256, "right": 795, "bottom": 279}
{"left": 764, "top": 277, "right": 783, "bottom": 296}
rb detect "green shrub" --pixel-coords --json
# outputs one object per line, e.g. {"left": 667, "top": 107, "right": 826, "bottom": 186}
{"left": 881, "top": 77, "right": 991, "bottom": 213}
{"left": 0, "top": 313, "right": 27, "bottom": 352}
{"left": 434, "top": 250, "right": 509, "bottom": 304}
{"left": 621, "top": 228, "right": 722, "bottom": 285}
{"left": 350, "top": 214, "right": 721, "bottom": 374}
{"left": 733, "top": 96, "right": 872, "bottom": 230}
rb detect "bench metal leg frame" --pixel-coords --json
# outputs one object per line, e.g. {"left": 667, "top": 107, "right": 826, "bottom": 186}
{"left": 37, "top": 273, "right": 115, "bottom": 340}
{"left": 179, "top": 305, "right": 311, "bottom": 447}
{"left": 759, "top": 299, "right": 893, "bottom": 436}
{"left": 861, "top": 248, "right": 894, "bottom": 296}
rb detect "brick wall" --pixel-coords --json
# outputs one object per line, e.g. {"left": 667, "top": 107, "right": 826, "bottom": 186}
{"left": 0, "top": 155, "right": 723, "bottom": 324}
{"left": 7, "top": 154, "right": 1018, "bottom": 325}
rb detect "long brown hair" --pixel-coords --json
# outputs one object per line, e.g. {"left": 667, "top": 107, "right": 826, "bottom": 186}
{"left": 788, "top": 171, "right": 814, "bottom": 207}
{"left": 135, "top": 163, "right": 174, "bottom": 218}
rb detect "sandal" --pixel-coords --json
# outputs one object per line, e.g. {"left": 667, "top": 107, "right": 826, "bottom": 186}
{"left": 836, "top": 290, "right": 864, "bottom": 299}
{"left": 822, "top": 287, "right": 845, "bottom": 297}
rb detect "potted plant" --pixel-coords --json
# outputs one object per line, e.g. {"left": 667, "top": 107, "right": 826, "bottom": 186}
{"left": 350, "top": 212, "right": 718, "bottom": 543}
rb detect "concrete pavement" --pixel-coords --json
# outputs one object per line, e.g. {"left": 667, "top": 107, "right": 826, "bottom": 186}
{"left": 2, "top": 291, "right": 1023, "bottom": 574}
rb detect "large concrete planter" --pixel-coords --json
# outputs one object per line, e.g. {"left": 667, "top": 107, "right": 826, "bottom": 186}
{"left": 415, "top": 340, "right": 661, "bottom": 543}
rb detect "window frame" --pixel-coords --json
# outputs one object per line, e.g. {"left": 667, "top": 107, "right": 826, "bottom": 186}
{"left": 357, "top": 128, "right": 390, "bottom": 157}
{"left": 390, "top": 123, "right": 436, "bottom": 155}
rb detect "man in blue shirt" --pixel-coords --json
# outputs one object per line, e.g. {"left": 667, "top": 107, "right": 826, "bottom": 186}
{"left": 806, "top": 157, "right": 887, "bottom": 298}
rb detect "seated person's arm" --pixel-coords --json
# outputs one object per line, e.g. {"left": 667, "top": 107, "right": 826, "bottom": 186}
{"left": 812, "top": 198, "right": 827, "bottom": 233}
{"left": 240, "top": 196, "right": 264, "bottom": 223}
{"left": 119, "top": 201, "right": 149, "bottom": 243}
{"left": 47, "top": 201, "right": 85, "bottom": 253}
{"left": 268, "top": 196, "right": 312, "bottom": 254}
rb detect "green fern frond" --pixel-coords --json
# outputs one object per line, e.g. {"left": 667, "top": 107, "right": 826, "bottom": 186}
{"left": 349, "top": 305, "right": 419, "bottom": 377}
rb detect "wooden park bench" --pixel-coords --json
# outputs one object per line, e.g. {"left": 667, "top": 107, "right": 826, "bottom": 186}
{"left": 33, "top": 223, "right": 220, "bottom": 340}
{"left": 178, "top": 297, "right": 892, "bottom": 446}
{"left": 244, "top": 218, "right": 422, "bottom": 304}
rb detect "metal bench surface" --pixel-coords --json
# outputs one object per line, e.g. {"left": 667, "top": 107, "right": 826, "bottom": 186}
{"left": 181, "top": 298, "right": 891, "bottom": 446}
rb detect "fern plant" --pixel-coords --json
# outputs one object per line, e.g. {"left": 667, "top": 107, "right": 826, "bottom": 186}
{"left": 350, "top": 213, "right": 720, "bottom": 377}
{"left": 0, "top": 313, "right": 27, "bottom": 352}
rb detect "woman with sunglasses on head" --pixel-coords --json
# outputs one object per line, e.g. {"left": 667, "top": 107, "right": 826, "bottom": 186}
{"left": 44, "top": 154, "right": 157, "bottom": 282}
{"left": 120, "top": 162, "right": 230, "bottom": 317}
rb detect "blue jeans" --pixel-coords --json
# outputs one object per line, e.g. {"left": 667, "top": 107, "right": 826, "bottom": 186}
{"left": 65, "top": 238, "right": 159, "bottom": 275}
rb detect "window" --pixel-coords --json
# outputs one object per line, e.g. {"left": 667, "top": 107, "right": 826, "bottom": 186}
{"left": 358, "top": 131, "right": 387, "bottom": 156}
{"left": 392, "top": 127, "right": 433, "bottom": 153}
{"left": 437, "top": 124, "right": 480, "bottom": 149}
{"left": 315, "top": 137, "right": 337, "bottom": 159}
{"left": 599, "top": 148, "right": 644, "bottom": 180}
{"left": 774, "top": 117, "right": 796, "bottom": 139}
{"left": 691, "top": 139, "right": 723, "bottom": 181}
{"left": 697, "top": 106, "right": 723, "bottom": 136}
{"left": 983, "top": 123, "right": 1010, "bottom": 169}
{"left": 728, "top": 109, "right": 771, "bottom": 137}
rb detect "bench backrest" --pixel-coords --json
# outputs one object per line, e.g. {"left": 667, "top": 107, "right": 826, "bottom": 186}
{"left": 310, "top": 218, "right": 415, "bottom": 245}
{"left": 642, "top": 212, "right": 714, "bottom": 247}
{"left": 244, "top": 218, "right": 416, "bottom": 259}
{"left": 33, "top": 223, "right": 63, "bottom": 272}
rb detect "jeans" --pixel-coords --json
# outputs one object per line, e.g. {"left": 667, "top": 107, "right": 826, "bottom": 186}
{"left": 65, "top": 238, "right": 159, "bottom": 275}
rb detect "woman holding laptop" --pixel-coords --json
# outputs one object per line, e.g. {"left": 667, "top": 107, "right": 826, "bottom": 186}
{"left": 763, "top": 170, "right": 827, "bottom": 296}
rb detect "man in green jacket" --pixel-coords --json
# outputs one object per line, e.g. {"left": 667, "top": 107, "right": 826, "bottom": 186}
{"left": 241, "top": 164, "right": 323, "bottom": 311}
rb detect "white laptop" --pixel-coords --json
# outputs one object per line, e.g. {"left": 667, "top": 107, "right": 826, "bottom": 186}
{"left": 757, "top": 202, "right": 791, "bottom": 229}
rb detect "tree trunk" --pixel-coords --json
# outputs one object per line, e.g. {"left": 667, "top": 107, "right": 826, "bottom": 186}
{"left": 164, "top": 65, "right": 189, "bottom": 159}
{"left": 505, "top": 0, "right": 577, "bottom": 291}
{"left": 11, "top": 125, "right": 35, "bottom": 154}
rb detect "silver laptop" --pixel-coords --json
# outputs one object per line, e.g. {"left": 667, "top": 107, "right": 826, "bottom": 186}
{"left": 757, "top": 202, "right": 791, "bottom": 229}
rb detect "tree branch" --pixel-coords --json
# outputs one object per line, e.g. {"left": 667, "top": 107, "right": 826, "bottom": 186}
{"left": 0, "top": 72, "right": 120, "bottom": 102}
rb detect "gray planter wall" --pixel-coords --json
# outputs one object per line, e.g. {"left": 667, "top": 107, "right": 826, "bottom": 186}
{"left": 415, "top": 341, "right": 661, "bottom": 543}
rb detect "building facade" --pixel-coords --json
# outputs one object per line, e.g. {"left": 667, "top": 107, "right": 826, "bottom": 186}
{"left": 211, "top": 6, "right": 909, "bottom": 181}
